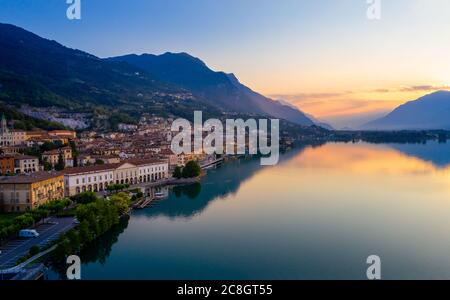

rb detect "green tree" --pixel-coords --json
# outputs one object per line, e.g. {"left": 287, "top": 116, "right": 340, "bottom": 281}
{"left": 69, "top": 140, "right": 79, "bottom": 167}
{"left": 55, "top": 152, "right": 65, "bottom": 171}
{"left": 182, "top": 161, "right": 201, "bottom": 178}
{"left": 78, "top": 220, "right": 93, "bottom": 244}
{"left": 71, "top": 192, "right": 97, "bottom": 204}
{"left": 172, "top": 166, "right": 182, "bottom": 179}
{"left": 66, "top": 229, "right": 81, "bottom": 253}
{"left": 110, "top": 192, "right": 130, "bottom": 215}
{"left": 43, "top": 160, "right": 52, "bottom": 171}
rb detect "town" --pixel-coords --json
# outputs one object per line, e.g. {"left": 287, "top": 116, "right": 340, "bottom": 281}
{"left": 0, "top": 112, "right": 217, "bottom": 213}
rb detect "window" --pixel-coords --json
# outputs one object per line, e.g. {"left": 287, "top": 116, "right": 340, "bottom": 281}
{"left": 76, "top": 179, "right": 79, "bottom": 184}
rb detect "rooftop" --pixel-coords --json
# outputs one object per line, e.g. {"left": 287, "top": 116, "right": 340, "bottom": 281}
{"left": 0, "top": 171, "right": 63, "bottom": 184}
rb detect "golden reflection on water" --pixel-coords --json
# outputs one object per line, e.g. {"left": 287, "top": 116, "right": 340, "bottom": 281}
{"left": 232, "top": 142, "right": 450, "bottom": 213}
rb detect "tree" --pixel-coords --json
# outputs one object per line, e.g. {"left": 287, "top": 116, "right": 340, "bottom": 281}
{"left": 110, "top": 192, "right": 130, "bottom": 215}
{"left": 55, "top": 152, "right": 65, "bottom": 171}
{"left": 78, "top": 220, "right": 93, "bottom": 244}
{"left": 172, "top": 166, "right": 182, "bottom": 179}
{"left": 71, "top": 192, "right": 97, "bottom": 204}
{"left": 182, "top": 161, "right": 201, "bottom": 178}
{"left": 43, "top": 160, "right": 52, "bottom": 171}
{"left": 69, "top": 140, "right": 79, "bottom": 167}
{"left": 95, "top": 159, "right": 105, "bottom": 165}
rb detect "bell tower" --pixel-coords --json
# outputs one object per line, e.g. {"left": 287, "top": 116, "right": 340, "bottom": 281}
{"left": 0, "top": 113, "right": 6, "bottom": 134}
{"left": 0, "top": 113, "right": 9, "bottom": 146}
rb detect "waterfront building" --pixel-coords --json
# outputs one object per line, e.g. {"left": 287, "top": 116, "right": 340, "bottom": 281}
{"left": 0, "top": 171, "right": 64, "bottom": 212}
{"left": 64, "top": 164, "right": 116, "bottom": 196}
{"left": 63, "top": 159, "right": 169, "bottom": 196}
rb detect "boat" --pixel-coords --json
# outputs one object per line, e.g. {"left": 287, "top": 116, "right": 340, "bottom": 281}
{"left": 154, "top": 192, "right": 166, "bottom": 199}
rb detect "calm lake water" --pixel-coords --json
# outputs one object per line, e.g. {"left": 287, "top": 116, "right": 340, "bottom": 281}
{"left": 51, "top": 141, "right": 450, "bottom": 279}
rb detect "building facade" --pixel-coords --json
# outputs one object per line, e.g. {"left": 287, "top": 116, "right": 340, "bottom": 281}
{"left": 12, "top": 129, "right": 27, "bottom": 145}
{"left": 14, "top": 155, "right": 40, "bottom": 174}
{"left": 0, "top": 172, "right": 65, "bottom": 212}
{"left": 0, "top": 114, "right": 13, "bottom": 147}
{"left": 64, "top": 164, "right": 116, "bottom": 196}
{"left": 42, "top": 147, "right": 73, "bottom": 168}
{"left": 64, "top": 159, "right": 169, "bottom": 197}
{"left": 0, "top": 155, "right": 15, "bottom": 175}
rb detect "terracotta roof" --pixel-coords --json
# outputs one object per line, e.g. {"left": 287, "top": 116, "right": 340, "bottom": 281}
{"left": 123, "top": 158, "right": 165, "bottom": 166}
{"left": 63, "top": 159, "right": 167, "bottom": 176}
{"left": 0, "top": 171, "right": 63, "bottom": 184}
{"left": 63, "top": 163, "right": 120, "bottom": 175}
{"left": 13, "top": 155, "right": 39, "bottom": 160}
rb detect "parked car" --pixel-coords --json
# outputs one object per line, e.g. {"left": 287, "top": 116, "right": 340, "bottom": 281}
{"left": 19, "top": 229, "right": 39, "bottom": 238}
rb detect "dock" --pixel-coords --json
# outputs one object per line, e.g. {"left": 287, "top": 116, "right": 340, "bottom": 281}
{"left": 135, "top": 196, "right": 155, "bottom": 209}
{"left": 200, "top": 157, "right": 224, "bottom": 169}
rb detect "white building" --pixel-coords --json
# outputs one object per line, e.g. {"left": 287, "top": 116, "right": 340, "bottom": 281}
{"left": 64, "top": 158, "right": 169, "bottom": 196}
{"left": 64, "top": 164, "right": 116, "bottom": 196}
{"left": 14, "top": 155, "right": 40, "bottom": 174}
{"left": 0, "top": 114, "right": 13, "bottom": 147}
{"left": 0, "top": 115, "right": 27, "bottom": 147}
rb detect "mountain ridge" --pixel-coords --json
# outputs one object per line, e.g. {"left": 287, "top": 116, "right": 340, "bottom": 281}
{"left": 107, "top": 52, "right": 314, "bottom": 126}
{"left": 362, "top": 91, "right": 450, "bottom": 130}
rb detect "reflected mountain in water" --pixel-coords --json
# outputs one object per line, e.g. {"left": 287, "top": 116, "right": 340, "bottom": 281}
{"left": 387, "top": 140, "right": 450, "bottom": 168}
{"left": 135, "top": 146, "right": 311, "bottom": 220}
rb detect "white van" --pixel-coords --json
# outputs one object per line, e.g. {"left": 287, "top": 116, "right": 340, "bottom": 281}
{"left": 19, "top": 229, "right": 39, "bottom": 238}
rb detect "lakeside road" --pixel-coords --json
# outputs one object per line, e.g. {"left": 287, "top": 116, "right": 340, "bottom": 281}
{"left": 0, "top": 217, "right": 75, "bottom": 269}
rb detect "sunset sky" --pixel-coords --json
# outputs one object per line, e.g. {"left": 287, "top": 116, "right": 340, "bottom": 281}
{"left": 1, "top": 0, "right": 450, "bottom": 128}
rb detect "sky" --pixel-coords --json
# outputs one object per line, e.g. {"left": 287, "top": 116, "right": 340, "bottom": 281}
{"left": 1, "top": 0, "right": 450, "bottom": 128}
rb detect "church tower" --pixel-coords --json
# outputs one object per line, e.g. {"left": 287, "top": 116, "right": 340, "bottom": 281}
{"left": 0, "top": 113, "right": 6, "bottom": 134}
{"left": 0, "top": 113, "right": 10, "bottom": 146}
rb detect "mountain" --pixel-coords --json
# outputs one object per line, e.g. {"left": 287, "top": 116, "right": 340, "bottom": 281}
{"left": 0, "top": 23, "right": 313, "bottom": 129}
{"left": 0, "top": 23, "right": 224, "bottom": 130}
{"left": 0, "top": 23, "right": 177, "bottom": 108}
{"left": 107, "top": 53, "right": 314, "bottom": 126}
{"left": 304, "top": 113, "right": 334, "bottom": 130}
{"left": 362, "top": 91, "right": 450, "bottom": 130}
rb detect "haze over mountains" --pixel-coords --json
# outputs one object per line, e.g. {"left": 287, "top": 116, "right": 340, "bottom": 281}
{"left": 362, "top": 91, "right": 450, "bottom": 130}
{"left": 0, "top": 23, "right": 317, "bottom": 128}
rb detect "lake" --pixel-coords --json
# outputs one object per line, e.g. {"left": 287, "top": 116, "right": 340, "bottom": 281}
{"left": 50, "top": 141, "right": 450, "bottom": 279}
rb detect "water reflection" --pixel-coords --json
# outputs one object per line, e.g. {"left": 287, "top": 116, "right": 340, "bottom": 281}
{"left": 388, "top": 140, "right": 450, "bottom": 168}
{"left": 53, "top": 141, "right": 450, "bottom": 279}
{"left": 137, "top": 146, "right": 311, "bottom": 220}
